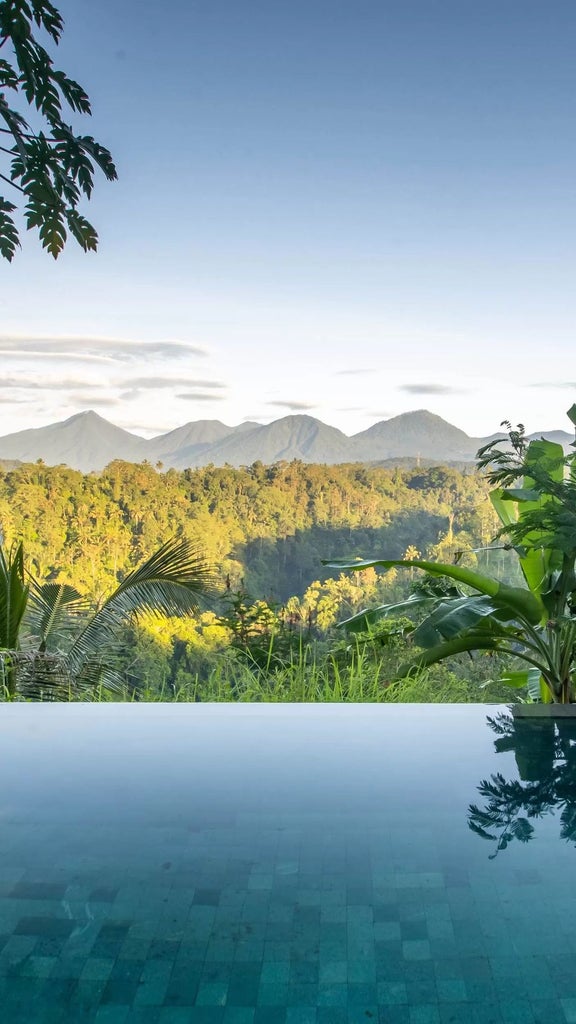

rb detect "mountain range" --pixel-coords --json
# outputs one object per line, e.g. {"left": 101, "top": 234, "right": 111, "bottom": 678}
{"left": 0, "top": 409, "right": 572, "bottom": 473}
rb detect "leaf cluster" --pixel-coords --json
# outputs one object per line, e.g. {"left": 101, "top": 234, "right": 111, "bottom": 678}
{"left": 0, "top": 537, "right": 216, "bottom": 699}
{"left": 0, "top": 0, "right": 116, "bottom": 259}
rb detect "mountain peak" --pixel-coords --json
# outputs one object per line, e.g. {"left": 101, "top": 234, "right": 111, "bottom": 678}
{"left": 0, "top": 408, "right": 569, "bottom": 472}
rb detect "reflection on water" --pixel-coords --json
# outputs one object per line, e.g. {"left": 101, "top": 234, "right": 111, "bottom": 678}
{"left": 468, "top": 712, "right": 576, "bottom": 857}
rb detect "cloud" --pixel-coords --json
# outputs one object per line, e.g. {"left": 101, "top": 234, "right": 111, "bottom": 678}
{"left": 67, "top": 395, "right": 121, "bottom": 408}
{"left": 334, "top": 368, "right": 374, "bottom": 376}
{"left": 398, "top": 384, "right": 466, "bottom": 395}
{"left": 0, "top": 376, "right": 102, "bottom": 391}
{"left": 176, "top": 392, "right": 225, "bottom": 401}
{"left": 527, "top": 381, "right": 576, "bottom": 389}
{"left": 122, "top": 376, "right": 225, "bottom": 390}
{"left": 336, "top": 406, "right": 377, "bottom": 413}
{"left": 0, "top": 336, "right": 208, "bottom": 364}
{"left": 266, "top": 400, "right": 316, "bottom": 411}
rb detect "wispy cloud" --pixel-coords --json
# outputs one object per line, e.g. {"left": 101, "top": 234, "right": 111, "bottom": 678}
{"left": 334, "top": 368, "right": 374, "bottom": 376}
{"left": 67, "top": 394, "right": 121, "bottom": 408}
{"left": 266, "top": 400, "right": 316, "bottom": 411}
{"left": 527, "top": 381, "right": 576, "bottom": 389}
{"left": 176, "top": 392, "right": 225, "bottom": 401}
{"left": 0, "top": 376, "right": 102, "bottom": 391}
{"left": 398, "top": 383, "right": 466, "bottom": 395}
{"left": 0, "top": 336, "right": 208, "bottom": 364}
{"left": 122, "top": 376, "right": 225, "bottom": 390}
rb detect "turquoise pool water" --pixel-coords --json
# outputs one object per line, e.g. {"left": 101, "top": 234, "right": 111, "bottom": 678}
{"left": 1, "top": 703, "right": 575, "bottom": 1023}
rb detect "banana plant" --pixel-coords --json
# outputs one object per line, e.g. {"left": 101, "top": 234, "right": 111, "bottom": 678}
{"left": 0, "top": 537, "right": 216, "bottom": 699}
{"left": 324, "top": 406, "right": 576, "bottom": 703}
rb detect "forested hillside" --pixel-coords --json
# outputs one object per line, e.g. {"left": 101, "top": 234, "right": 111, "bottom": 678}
{"left": 0, "top": 459, "right": 498, "bottom": 599}
{"left": 0, "top": 459, "right": 517, "bottom": 699}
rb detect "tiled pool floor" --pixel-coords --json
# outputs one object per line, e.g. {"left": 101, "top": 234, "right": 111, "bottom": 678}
{"left": 1, "top": 704, "right": 575, "bottom": 1023}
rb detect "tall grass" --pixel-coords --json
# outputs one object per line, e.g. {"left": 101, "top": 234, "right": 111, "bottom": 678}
{"left": 128, "top": 643, "right": 516, "bottom": 704}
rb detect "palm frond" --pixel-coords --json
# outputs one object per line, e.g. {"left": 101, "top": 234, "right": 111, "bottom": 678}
{"left": 26, "top": 580, "right": 89, "bottom": 650}
{"left": 66, "top": 537, "right": 216, "bottom": 676}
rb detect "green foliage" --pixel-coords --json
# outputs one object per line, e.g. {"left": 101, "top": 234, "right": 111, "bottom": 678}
{"left": 0, "top": 457, "right": 518, "bottom": 702}
{"left": 216, "top": 588, "right": 313, "bottom": 674}
{"left": 0, "top": 0, "right": 116, "bottom": 259}
{"left": 0, "top": 537, "right": 215, "bottom": 699}
{"left": 327, "top": 409, "right": 576, "bottom": 703}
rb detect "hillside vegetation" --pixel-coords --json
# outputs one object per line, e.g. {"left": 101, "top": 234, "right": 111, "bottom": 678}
{"left": 0, "top": 458, "right": 516, "bottom": 701}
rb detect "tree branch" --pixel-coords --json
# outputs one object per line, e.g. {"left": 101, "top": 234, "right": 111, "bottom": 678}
{"left": 0, "top": 171, "right": 24, "bottom": 193}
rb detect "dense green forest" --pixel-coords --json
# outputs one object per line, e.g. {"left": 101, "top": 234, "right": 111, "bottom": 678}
{"left": 0, "top": 458, "right": 517, "bottom": 701}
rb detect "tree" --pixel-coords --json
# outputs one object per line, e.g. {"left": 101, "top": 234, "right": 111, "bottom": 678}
{"left": 325, "top": 406, "right": 576, "bottom": 703}
{"left": 468, "top": 713, "right": 576, "bottom": 857}
{"left": 0, "top": 0, "right": 116, "bottom": 260}
{"left": 0, "top": 537, "right": 216, "bottom": 698}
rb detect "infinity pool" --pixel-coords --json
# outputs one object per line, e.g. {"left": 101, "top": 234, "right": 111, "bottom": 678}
{"left": 1, "top": 703, "right": 575, "bottom": 1023}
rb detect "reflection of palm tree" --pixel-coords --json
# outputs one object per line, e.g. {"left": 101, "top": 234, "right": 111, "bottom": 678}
{"left": 468, "top": 713, "right": 576, "bottom": 857}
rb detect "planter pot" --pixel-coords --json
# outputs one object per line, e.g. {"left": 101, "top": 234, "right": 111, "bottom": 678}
{"left": 512, "top": 703, "right": 576, "bottom": 718}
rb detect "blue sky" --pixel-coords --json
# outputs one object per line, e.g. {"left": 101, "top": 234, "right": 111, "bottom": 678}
{"left": 1, "top": 0, "right": 575, "bottom": 439}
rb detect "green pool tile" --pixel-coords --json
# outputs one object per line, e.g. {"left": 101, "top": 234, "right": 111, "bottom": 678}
{"left": 261, "top": 963, "right": 290, "bottom": 984}
{"left": 95, "top": 1008, "right": 131, "bottom": 1024}
{"left": 562, "top": 1000, "right": 576, "bottom": 1023}
{"left": 79, "top": 957, "right": 115, "bottom": 982}
{"left": 285, "top": 1009, "right": 317, "bottom": 1024}
{"left": 253, "top": 1009, "right": 286, "bottom": 1024}
{"left": 530, "top": 1001, "right": 566, "bottom": 1023}
{"left": 402, "top": 940, "right": 431, "bottom": 961}
{"left": 464, "top": 979, "right": 498, "bottom": 1003}
{"left": 442, "top": 1005, "right": 486, "bottom": 1024}
{"left": 377, "top": 1008, "right": 410, "bottom": 1024}
{"left": 374, "top": 921, "right": 402, "bottom": 941}
{"left": 432, "top": 959, "right": 463, "bottom": 981}
{"left": 227, "top": 965, "right": 262, "bottom": 1006}
{"left": 377, "top": 981, "right": 408, "bottom": 1005}
{"left": 407, "top": 978, "right": 438, "bottom": 1005}
{"left": 200, "top": 965, "right": 232, "bottom": 988}
{"left": 257, "top": 983, "right": 289, "bottom": 1006}
{"left": 408, "top": 1006, "right": 440, "bottom": 1024}
{"left": 318, "top": 1010, "right": 347, "bottom": 1024}
{"left": 346, "top": 982, "right": 377, "bottom": 1006}
{"left": 286, "top": 982, "right": 319, "bottom": 1005}
{"left": 499, "top": 1000, "right": 536, "bottom": 1023}
{"left": 374, "top": 951, "right": 405, "bottom": 980}
{"left": 347, "top": 1009, "right": 378, "bottom": 1024}
{"left": 100, "top": 975, "right": 142, "bottom": 1005}
{"left": 317, "top": 983, "right": 347, "bottom": 1006}
{"left": 319, "top": 961, "right": 346, "bottom": 984}
{"left": 234, "top": 941, "right": 265, "bottom": 962}
{"left": 18, "top": 954, "right": 58, "bottom": 978}
{"left": 196, "top": 981, "right": 229, "bottom": 1006}
{"left": 126, "top": 1010, "right": 162, "bottom": 1024}
{"left": 435, "top": 979, "right": 467, "bottom": 1003}
{"left": 164, "top": 965, "right": 203, "bottom": 1007}
{"left": 223, "top": 1010, "right": 255, "bottom": 1024}
{"left": 290, "top": 962, "right": 318, "bottom": 985}
{"left": 493, "top": 977, "right": 528, "bottom": 1002}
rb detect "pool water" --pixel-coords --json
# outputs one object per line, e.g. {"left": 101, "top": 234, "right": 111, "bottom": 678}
{"left": 1, "top": 703, "right": 576, "bottom": 1023}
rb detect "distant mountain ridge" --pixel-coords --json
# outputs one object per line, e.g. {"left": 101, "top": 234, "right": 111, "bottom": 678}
{"left": 0, "top": 409, "right": 571, "bottom": 473}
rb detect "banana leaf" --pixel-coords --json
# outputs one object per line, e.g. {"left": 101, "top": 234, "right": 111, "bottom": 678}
{"left": 322, "top": 557, "right": 543, "bottom": 625}
{"left": 412, "top": 595, "right": 516, "bottom": 649}
{"left": 499, "top": 668, "right": 542, "bottom": 696}
{"left": 338, "top": 593, "right": 439, "bottom": 633}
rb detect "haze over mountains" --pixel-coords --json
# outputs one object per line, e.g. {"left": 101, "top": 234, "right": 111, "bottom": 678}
{"left": 0, "top": 410, "right": 572, "bottom": 473}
